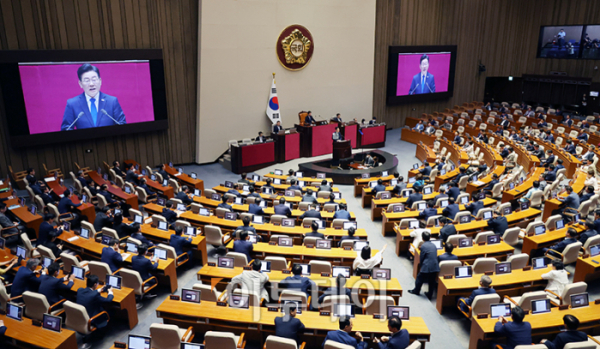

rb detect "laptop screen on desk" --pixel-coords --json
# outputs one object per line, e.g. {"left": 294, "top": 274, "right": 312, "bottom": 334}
{"left": 483, "top": 211, "right": 493, "bottom": 220}
{"left": 354, "top": 241, "right": 369, "bottom": 251}
{"left": 458, "top": 238, "right": 472, "bottom": 247}
{"left": 531, "top": 299, "right": 551, "bottom": 314}
{"left": 570, "top": 293, "right": 589, "bottom": 308}
{"left": 590, "top": 244, "right": 600, "bottom": 257}
{"left": 134, "top": 215, "right": 144, "bottom": 224}
{"left": 72, "top": 266, "right": 85, "bottom": 280}
{"left": 459, "top": 215, "right": 471, "bottom": 224}
{"left": 6, "top": 304, "right": 23, "bottom": 321}
{"left": 217, "top": 257, "right": 234, "bottom": 269}
{"left": 185, "top": 227, "right": 197, "bottom": 236}
{"left": 532, "top": 257, "right": 549, "bottom": 270}
{"left": 16, "top": 245, "right": 27, "bottom": 259}
{"left": 343, "top": 222, "right": 357, "bottom": 230}
{"left": 316, "top": 239, "right": 331, "bottom": 250}
{"left": 260, "top": 261, "right": 271, "bottom": 272}
{"left": 107, "top": 275, "right": 122, "bottom": 289}
{"left": 155, "top": 248, "right": 168, "bottom": 260}
{"left": 495, "top": 262, "right": 511, "bottom": 275}
{"left": 431, "top": 240, "right": 443, "bottom": 250}
{"left": 487, "top": 235, "right": 500, "bottom": 245}
{"left": 332, "top": 266, "right": 350, "bottom": 278}
{"left": 424, "top": 187, "right": 433, "bottom": 195}
{"left": 534, "top": 225, "right": 546, "bottom": 235}
{"left": 373, "top": 268, "right": 391, "bottom": 280}
{"left": 126, "top": 242, "right": 138, "bottom": 253}
{"left": 409, "top": 220, "right": 419, "bottom": 229}
{"left": 252, "top": 215, "right": 264, "bottom": 224}
{"left": 158, "top": 221, "right": 168, "bottom": 231}
{"left": 295, "top": 172, "right": 303, "bottom": 178}
{"left": 43, "top": 313, "right": 62, "bottom": 332}
{"left": 387, "top": 306, "right": 409, "bottom": 320}
{"left": 490, "top": 303, "right": 511, "bottom": 318}
{"left": 333, "top": 303, "right": 354, "bottom": 317}
{"left": 229, "top": 295, "right": 250, "bottom": 309}
{"left": 177, "top": 203, "right": 187, "bottom": 211}
{"left": 41, "top": 256, "right": 53, "bottom": 269}
{"left": 393, "top": 204, "right": 405, "bottom": 212}
{"left": 128, "top": 335, "right": 151, "bottom": 349}
{"left": 181, "top": 344, "right": 204, "bottom": 349}
{"left": 454, "top": 266, "right": 473, "bottom": 279}
{"left": 279, "top": 237, "right": 293, "bottom": 246}
{"left": 555, "top": 219, "right": 565, "bottom": 230}
{"left": 182, "top": 288, "right": 201, "bottom": 303}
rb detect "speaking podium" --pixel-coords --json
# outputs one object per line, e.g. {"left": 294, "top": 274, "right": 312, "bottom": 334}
{"left": 332, "top": 140, "right": 351, "bottom": 161}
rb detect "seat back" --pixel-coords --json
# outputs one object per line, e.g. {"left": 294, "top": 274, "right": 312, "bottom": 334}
{"left": 324, "top": 340, "right": 355, "bottom": 349}
{"left": 411, "top": 200, "right": 426, "bottom": 210}
{"left": 190, "top": 203, "right": 203, "bottom": 214}
{"left": 303, "top": 237, "right": 319, "bottom": 247}
{"left": 530, "top": 190, "right": 545, "bottom": 208}
{"left": 563, "top": 343, "right": 596, "bottom": 349}
{"left": 399, "top": 218, "right": 419, "bottom": 229}
{"left": 205, "top": 225, "right": 225, "bottom": 247}
{"left": 473, "top": 231, "right": 494, "bottom": 244}
{"left": 205, "top": 331, "right": 238, "bottom": 349}
{"left": 81, "top": 220, "right": 97, "bottom": 239}
{"left": 149, "top": 323, "right": 185, "bottom": 349}
{"left": 265, "top": 256, "right": 288, "bottom": 271}
{"left": 561, "top": 242, "right": 583, "bottom": 264}
{"left": 60, "top": 252, "right": 82, "bottom": 272}
{"left": 270, "top": 215, "right": 287, "bottom": 225}
{"left": 192, "top": 283, "right": 220, "bottom": 302}
{"left": 446, "top": 234, "right": 468, "bottom": 246}
{"left": 102, "top": 227, "right": 119, "bottom": 240}
{"left": 226, "top": 252, "right": 249, "bottom": 267}
{"left": 34, "top": 195, "right": 45, "bottom": 212}
{"left": 37, "top": 245, "right": 57, "bottom": 260}
{"left": 265, "top": 335, "right": 298, "bottom": 349}
{"left": 88, "top": 261, "right": 112, "bottom": 283}
{"left": 129, "top": 208, "right": 143, "bottom": 221}
{"left": 302, "top": 217, "right": 319, "bottom": 228}
{"left": 584, "top": 235, "right": 600, "bottom": 253}
{"left": 475, "top": 208, "right": 493, "bottom": 220}
{"left": 317, "top": 191, "right": 331, "bottom": 199}
{"left": 63, "top": 300, "right": 92, "bottom": 335}
{"left": 331, "top": 219, "right": 348, "bottom": 229}
{"left": 363, "top": 295, "right": 395, "bottom": 315}
{"left": 280, "top": 290, "right": 308, "bottom": 311}
{"left": 458, "top": 175, "right": 469, "bottom": 190}
{"left": 472, "top": 257, "right": 498, "bottom": 274}
{"left": 308, "top": 260, "right": 332, "bottom": 274}
{"left": 46, "top": 204, "right": 60, "bottom": 219}
{"left": 439, "top": 260, "right": 462, "bottom": 276}
{"left": 471, "top": 293, "right": 501, "bottom": 317}
{"left": 120, "top": 268, "right": 143, "bottom": 296}
{"left": 22, "top": 291, "right": 50, "bottom": 321}
{"left": 20, "top": 233, "right": 36, "bottom": 258}
{"left": 453, "top": 211, "right": 471, "bottom": 223}
{"left": 517, "top": 291, "right": 548, "bottom": 312}
{"left": 174, "top": 220, "right": 191, "bottom": 230}
{"left": 507, "top": 253, "right": 529, "bottom": 270}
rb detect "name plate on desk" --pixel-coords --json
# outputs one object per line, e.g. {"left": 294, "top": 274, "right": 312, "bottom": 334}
{"left": 208, "top": 262, "right": 216, "bottom": 267}
{"left": 217, "top": 301, "right": 227, "bottom": 307}
{"left": 321, "top": 272, "right": 331, "bottom": 277}
{"left": 361, "top": 275, "right": 371, "bottom": 279}
{"left": 305, "top": 244, "right": 314, "bottom": 249}
{"left": 476, "top": 313, "right": 489, "bottom": 319}
{"left": 114, "top": 342, "right": 127, "bottom": 349}
{"left": 443, "top": 274, "right": 453, "bottom": 279}
{"left": 268, "top": 307, "right": 279, "bottom": 312}
{"left": 595, "top": 299, "right": 600, "bottom": 305}
{"left": 243, "top": 266, "right": 252, "bottom": 271}
{"left": 282, "top": 270, "right": 291, "bottom": 274}
{"left": 477, "top": 242, "right": 486, "bottom": 246}
{"left": 522, "top": 266, "right": 532, "bottom": 271}
{"left": 373, "top": 314, "right": 384, "bottom": 319}
{"left": 269, "top": 241, "right": 277, "bottom": 245}
{"left": 558, "top": 305, "right": 569, "bottom": 310}
{"left": 31, "top": 319, "right": 42, "bottom": 327}
{"left": 320, "top": 311, "right": 331, "bottom": 316}
{"left": 170, "top": 295, "right": 180, "bottom": 301}
{"left": 484, "top": 271, "right": 493, "bottom": 276}
{"left": 343, "top": 246, "right": 352, "bottom": 251}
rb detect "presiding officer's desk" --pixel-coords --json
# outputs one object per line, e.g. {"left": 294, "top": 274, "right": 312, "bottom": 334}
{"left": 156, "top": 299, "right": 431, "bottom": 348}
{"left": 139, "top": 223, "right": 208, "bottom": 265}
{"left": 411, "top": 242, "right": 514, "bottom": 278}
{"left": 541, "top": 170, "right": 587, "bottom": 221}
{"left": 469, "top": 302, "right": 600, "bottom": 349}
{"left": 177, "top": 210, "right": 368, "bottom": 242}
{"left": 87, "top": 171, "right": 139, "bottom": 210}
{"left": 198, "top": 265, "right": 403, "bottom": 303}
{"left": 436, "top": 265, "right": 559, "bottom": 314}
{"left": 57, "top": 228, "right": 179, "bottom": 293}
{"left": 381, "top": 197, "right": 498, "bottom": 236}
{"left": 522, "top": 223, "right": 586, "bottom": 256}
{"left": 231, "top": 140, "right": 277, "bottom": 175}
{"left": 395, "top": 208, "right": 542, "bottom": 254}
{"left": 574, "top": 254, "right": 600, "bottom": 283}
{"left": 0, "top": 314, "right": 78, "bottom": 349}
{"left": 225, "top": 240, "right": 378, "bottom": 267}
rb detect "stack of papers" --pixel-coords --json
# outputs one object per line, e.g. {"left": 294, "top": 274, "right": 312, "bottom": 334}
{"left": 67, "top": 236, "right": 79, "bottom": 242}
{"left": 473, "top": 181, "right": 485, "bottom": 186}
{"left": 121, "top": 253, "right": 131, "bottom": 260}
{"left": 44, "top": 177, "right": 56, "bottom": 183}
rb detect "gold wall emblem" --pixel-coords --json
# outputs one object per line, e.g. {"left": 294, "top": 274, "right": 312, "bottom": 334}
{"left": 281, "top": 29, "right": 311, "bottom": 64}
{"left": 276, "top": 25, "right": 314, "bottom": 71}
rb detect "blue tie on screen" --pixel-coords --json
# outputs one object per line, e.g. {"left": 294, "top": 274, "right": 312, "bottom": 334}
{"left": 90, "top": 98, "right": 97, "bottom": 126}
{"left": 421, "top": 75, "right": 425, "bottom": 93}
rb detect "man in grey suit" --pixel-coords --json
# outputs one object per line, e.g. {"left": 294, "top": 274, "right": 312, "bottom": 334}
{"left": 408, "top": 231, "right": 440, "bottom": 299}
{"left": 332, "top": 127, "right": 344, "bottom": 141}
{"left": 556, "top": 186, "right": 580, "bottom": 220}
{"left": 0, "top": 203, "right": 19, "bottom": 236}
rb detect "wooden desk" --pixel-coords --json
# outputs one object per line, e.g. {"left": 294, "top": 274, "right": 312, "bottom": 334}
{"left": 395, "top": 208, "right": 542, "bottom": 254}
{"left": 381, "top": 198, "right": 498, "bottom": 236}
{"left": 57, "top": 229, "right": 179, "bottom": 292}
{"left": 225, "top": 240, "right": 378, "bottom": 267}
{"left": 522, "top": 224, "right": 586, "bottom": 256}
{"left": 436, "top": 266, "right": 554, "bottom": 314}
{"left": 541, "top": 171, "right": 587, "bottom": 220}
{"left": 198, "top": 265, "right": 403, "bottom": 302}
{"left": 250, "top": 180, "right": 340, "bottom": 193}
{"left": 178, "top": 211, "right": 368, "bottom": 241}
{"left": 354, "top": 174, "right": 395, "bottom": 197}
{"left": 87, "top": 171, "right": 139, "bottom": 210}
{"left": 469, "top": 303, "right": 600, "bottom": 349}
{"left": 6, "top": 203, "right": 43, "bottom": 238}
{"left": 466, "top": 166, "right": 505, "bottom": 195}
{"left": 0, "top": 314, "right": 78, "bottom": 349}
{"left": 412, "top": 242, "right": 514, "bottom": 278}
{"left": 44, "top": 176, "right": 96, "bottom": 222}
{"left": 535, "top": 137, "right": 581, "bottom": 178}
{"left": 156, "top": 299, "right": 431, "bottom": 347}
{"left": 141, "top": 175, "right": 174, "bottom": 198}
{"left": 212, "top": 186, "right": 347, "bottom": 207}
{"left": 574, "top": 255, "right": 600, "bottom": 283}
{"left": 140, "top": 224, "right": 208, "bottom": 265}
{"left": 263, "top": 174, "right": 333, "bottom": 185}
{"left": 501, "top": 167, "right": 545, "bottom": 202}
{"left": 163, "top": 164, "right": 204, "bottom": 192}
{"left": 416, "top": 142, "right": 437, "bottom": 163}
{"left": 400, "top": 129, "right": 435, "bottom": 147}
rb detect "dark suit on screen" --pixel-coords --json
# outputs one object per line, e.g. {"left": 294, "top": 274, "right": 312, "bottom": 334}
{"left": 61, "top": 92, "right": 126, "bottom": 131}
{"left": 409, "top": 72, "right": 436, "bottom": 95}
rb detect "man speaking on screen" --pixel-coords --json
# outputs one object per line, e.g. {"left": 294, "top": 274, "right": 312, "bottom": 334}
{"left": 408, "top": 54, "right": 436, "bottom": 95}
{"left": 61, "top": 63, "right": 127, "bottom": 131}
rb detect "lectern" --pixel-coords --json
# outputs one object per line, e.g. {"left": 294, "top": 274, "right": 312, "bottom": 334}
{"left": 332, "top": 140, "right": 351, "bottom": 161}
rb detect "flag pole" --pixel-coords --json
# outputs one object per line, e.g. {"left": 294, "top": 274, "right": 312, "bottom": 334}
{"left": 273, "top": 72, "right": 276, "bottom": 83}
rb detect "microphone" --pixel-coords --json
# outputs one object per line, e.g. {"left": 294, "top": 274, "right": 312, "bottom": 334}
{"left": 426, "top": 82, "right": 434, "bottom": 93}
{"left": 409, "top": 83, "right": 420, "bottom": 95}
{"left": 101, "top": 109, "right": 123, "bottom": 125}
{"left": 67, "top": 112, "right": 85, "bottom": 130}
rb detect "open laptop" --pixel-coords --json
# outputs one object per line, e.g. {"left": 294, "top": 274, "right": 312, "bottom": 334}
{"left": 158, "top": 221, "right": 169, "bottom": 231}
{"left": 260, "top": 261, "right": 271, "bottom": 272}
{"left": 459, "top": 215, "right": 471, "bottom": 224}
{"left": 387, "top": 306, "right": 409, "bottom": 320}
{"left": 431, "top": 240, "right": 443, "bottom": 250}
{"left": 487, "top": 235, "right": 500, "bottom": 245}
{"left": 185, "top": 227, "right": 197, "bottom": 236}
{"left": 217, "top": 257, "right": 235, "bottom": 268}
{"left": 343, "top": 221, "right": 357, "bottom": 230}
{"left": 458, "top": 238, "right": 473, "bottom": 247}
{"left": 531, "top": 299, "right": 551, "bottom": 314}
{"left": 15, "top": 245, "right": 27, "bottom": 259}
{"left": 6, "top": 303, "right": 23, "bottom": 321}
{"left": 278, "top": 237, "right": 293, "bottom": 247}
{"left": 590, "top": 244, "right": 600, "bottom": 257}
{"left": 532, "top": 256, "right": 549, "bottom": 270}
{"left": 316, "top": 239, "right": 332, "bottom": 250}
{"left": 41, "top": 256, "right": 53, "bottom": 269}
{"left": 483, "top": 211, "right": 493, "bottom": 220}
{"left": 126, "top": 242, "right": 138, "bottom": 253}
{"left": 490, "top": 303, "right": 511, "bottom": 318}
{"left": 72, "top": 266, "right": 85, "bottom": 280}
{"left": 372, "top": 267, "right": 391, "bottom": 280}
{"left": 332, "top": 266, "right": 350, "bottom": 278}
{"left": 252, "top": 215, "right": 264, "bottom": 224}
{"left": 495, "top": 262, "right": 511, "bottom": 275}
{"left": 43, "top": 313, "right": 62, "bottom": 332}
{"left": 534, "top": 225, "right": 546, "bottom": 235}
{"left": 154, "top": 248, "right": 168, "bottom": 260}
{"left": 555, "top": 219, "right": 565, "bottom": 230}
{"left": 107, "top": 275, "right": 122, "bottom": 289}
{"left": 128, "top": 335, "right": 151, "bottom": 349}
{"left": 134, "top": 215, "right": 144, "bottom": 224}
{"left": 181, "top": 288, "right": 201, "bottom": 303}
{"left": 354, "top": 240, "right": 369, "bottom": 251}
{"left": 408, "top": 220, "right": 419, "bottom": 229}
{"left": 439, "top": 199, "right": 449, "bottom": 208}
{"left": 454, "top": 266, "right": 473, "bottom": 279}
{"left": 570, "top": 293, "right": 589, "bottom": 308}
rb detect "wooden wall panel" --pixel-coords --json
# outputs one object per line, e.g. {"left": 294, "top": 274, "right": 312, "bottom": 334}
{"left": 374, "top": 0, "right": 600, "bottom": 129}
{"left": 0, "top": 0, "right": 198, "bottom": 177}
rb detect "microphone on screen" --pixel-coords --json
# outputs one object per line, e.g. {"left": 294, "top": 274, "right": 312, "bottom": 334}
{"left": 409, "top": 83, "right": 420, "bottom": 95}
{"left": 67, "top": 112, "right": 85, "bottom": 130}
{"left": 100, "top": 109, "right": 123, "bottom": 125}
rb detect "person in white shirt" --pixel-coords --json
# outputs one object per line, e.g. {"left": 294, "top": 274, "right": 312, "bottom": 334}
{"left": 230, "top": 259, "right": 270, "bottom": 301}
{"left": 353, "top": 245, "right": 387, "bottom": 271}
{"left": 584, "top": 168, "right": 599, "bottom": 193}
{"left": 541, "top": 260, "right": 569, "bottom": 296}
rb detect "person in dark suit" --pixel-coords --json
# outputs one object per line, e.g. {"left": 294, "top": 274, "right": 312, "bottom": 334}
{"left": 175, "top": 185, "right": 193, "bottom": 205}
{"left": 131, "top": 244, "right": 158, "bottom": 293}
{"left": 304, "top": 221, "right": 325, "bottom": 239}
{"left": 563, "top": 140, "right": 576, "bottom": 155}
{"left": 302, "top": 189, "right": 318, "bottom": 204}
{"left": 405, "top": 187, "right": 423, "bottom": 209}
{"left": 433, "top": 188, "right": 449, "bottom": 204}
{"left": 76, "top": 275, "right": 113, "bottom": 329}
{"left": 25, "top": 168, "right": 39, "bottom": 186}
{"left": 77, "top": 170, "right": 96, "bottom": 195}
{"left": 451, "top": 167, "right": 468, "bottom": 187}
{"left": 543, "top": 165, "right": 557, "bottom": 182}
{"left": 322, "top": 316, "right": 368, "bottom": 349}
{"left": 137, "top": 178, "right": 156, "bottom": 199}
{"left": 94, "top": 207, "right": 114, "bottom": 232}
{"left": 275, "top": 304, "right": 306, "bottom": 344}
{"left": 483, "top": 174, "right": 500, "bottom": 197}
{"left": 439, "top": 217, "right": 457, "bottom": 243}
{"left": 408, "top": 231, "right": 440, "bottom": 299}
{"left": 273, "top": 121, "right": 283, "bottom": 134}
{"left": 217, "top": 196, "right": 232, "bottom": 211}
{"left": 373, "top": 316, "right": 410, "bottom": 349}
{"left": 419, "top": 163, "right": 432, "bottom": 178}
{"left": 562, "top": 115, "right": 573, "bottom": 127}
{"left": 408, "top": 54, "right": 435, "bottom": 95}
{"left": 372, "top": 179, "right": 387, "bottom": 195}
{"left": 289, "top": 179, "right": 302, "bottom": 192}
{"left": 304, "top": 111, "right": 316, "bottom": 125}
{"left": 38, "top": 213, "right": 61, "bottom": 246}
{"left": 333, "top": 203, "right": 351, "bottom": 220}
{"left": 101, "top": 238, "right": 122, "bottom": 273}
{"left": 158, "top": 164, "right": 170, "bottom": 182}
{"left": 438, "top": 243, "right": 459, "bottom": 263}
{"left": 458, "top": 275, "right": 496, "bottom": 312}
{"left": 97, "top": 184, "right": 118, "bottom": 207}
{"left": 419, "top": 200, "right": 438, "bottom": 222}
{"left": 256, "top": 131, "right": 267, "bottom": 143}
{"left": 442, "top": 197, "right": 460, "bottom": 220}
{"left": 274, "top": 198, "right": 292, "bottom": 217}
{"left": 39, "top": 262, "right": 75, "bottom": 306}
{"left": 43, "top": 234, "right": 65, "bottom": 258}
{"left": 488, "top": 211, "right": 508, "bottom": 236}
{"left": 161, "top": 201, "right": 178, "bottom": 224}
{"left": 332, "top": 113, "right": 343, "bottom": 123}
{"left": 125, "top": 167, "right": 140, "bottom": 186}
{"left": 369, "top": 116, "right": 377, "bottom": 125}
{"left": 57, "top": 189, "right": 82, "bottom": 214}
{"left": 247, "top": 186, "right": 261, "bottom": 198}
{"left": 61, "top": 64, "right": 126, "bottom": 130}
{"left": 300, "top": 204, "right": 322, "bottom": 220}
{"left": 577, "top": 131, "right": 589, "bottom": 142}
{"left": 126, "top": 223, "right": 153, "bottom": 247}
{"left": 226, "top": 185, "right": 242, "bottom": 198}
{"left": 234, "top": 231, "right": 254, "bottom": 263}
{"left": 500, "top": 146, "right": 510, "bottom": 159}
{"left": 236, "top": 216, "right": 258, "bottom": 235}
{"left": 540, "top": 315, "right": 588, "bottom": 349}
{"left": 332, "top": 127, "right": 344, "bottom": 141}
{"left": 112, "top": 161, "right": 125, "bottom": 177}
{"left": 11, "top": 259, "right": 42, "bottom": 298}
{"left": 280, "top": 264, "right": 316, "bottom": 297}
{"left": 169, "top": 226, "right": 193, "bottom": 261}
{"left": 556, "top": 186, "right": 580, "bottom": 217}
{"left": 339, "top": 226, "right": 360, "bottom": 246}
{"left": 531, "top": 144, "right": 544, "bottom": 159}
{"left": 578, "top": 221, "right": 597, "bottom": 245}
{"left": 318, "top": 273, "right": 352, "bottom": 303}
{"left": 542, "top": 150, "right": 555, "bottom": 168}
{"left": 248, "top": 198, "right": 265, "bottom": 216}
{"left": 466, "top": 196, "right": 484, "bottom": 216}
{"left": 579, "top": 186, "right": 595, "bottom": 203}
{"left": 412, "top": 120, "right": 425, "bottom": 132}
{"left": 544, "top": 228, "right": 579, "bottom": 256}
{"left": 112, "top": 213, "right": 132, "bottom": 239}
{"left": 318, "top": 180, "right": 333, "bottom": 193}
{"left": 493, "top": 306, "right": 532, "bottom": 349}
{"left": 40, "top": 186, "right": 56, "bottom": 205}
{"left": 447, "top": 183, "right": 461, "bottom": 201}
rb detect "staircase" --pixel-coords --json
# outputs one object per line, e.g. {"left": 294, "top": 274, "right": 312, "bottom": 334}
{"left": 218, "top": 152, "right": 232, "bottom": 171}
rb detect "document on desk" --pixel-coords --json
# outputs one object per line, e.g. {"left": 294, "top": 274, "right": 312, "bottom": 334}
{"left": 473, "top": 181, "right": 485, "bottom": 186}
{"left": 121, "top": 253, "right": 131, "bottom": 260}
{"left": 68, "top": 236, "right": 79, "bottom": 242}
{"left": 8, "top": 205, "right": 20, "bottom": 210}
{"left": 44, "top": 177, "right": 56, "bottom": 182}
